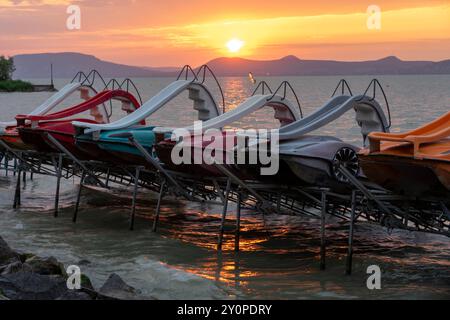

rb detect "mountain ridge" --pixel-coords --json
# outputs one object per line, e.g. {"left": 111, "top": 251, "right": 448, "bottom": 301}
{"left": 204, "top": 55, "right": 450, "bottom": 76}
{"left": 11, "top": 52, "right": 450, "bottom": 79}
{"left": 13, "top": 52, "right": 170, "bottom": 79}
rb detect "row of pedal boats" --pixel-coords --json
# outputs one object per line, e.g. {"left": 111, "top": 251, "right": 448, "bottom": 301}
{"left": 0, "top": 71, "right": 449, "bottom": 201}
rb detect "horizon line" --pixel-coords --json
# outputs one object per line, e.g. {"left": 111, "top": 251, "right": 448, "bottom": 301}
{"left": 9, "top": 51, "right": 450, "bottom": 70}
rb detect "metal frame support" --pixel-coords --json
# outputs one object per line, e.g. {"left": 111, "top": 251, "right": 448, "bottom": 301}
{"left": 217, "top": 179, "right": 232, "bottom": 251}
{"left": 13, "top": 160, "right": 22, "bottom": 209}
{"left": 54, "top": 154, "right": 63, "bottom": 217}
{"left": 73, "top": 171, "right": 86, "bottom": 223}
{"left": 346, "top": 190, "right": 357, "bottom": 275}
{"left": 235, "top": 193, "right": 242, "bottom": 252}
{"left": 320, "top": 190, "right": 327, "bottom": 270}
{"left": 44, "top": 133, "right": 106, "bottom": 188}
{"left": 22, "top": 169, "right": 26, "bottom": 189}
{"left": 4, "top": 153, "right": 9, "bottom": 176}
{"left": 128, "top": 136, "right": 192, "bottom": 200}
{"left": 152, "top": 181, "right": 166, "bottom": 232}
{"left": 129, "top": 166, "right": 142, "bottom": 231}
{"left": 214, "top": 164, "right": 271, "bottom": 213}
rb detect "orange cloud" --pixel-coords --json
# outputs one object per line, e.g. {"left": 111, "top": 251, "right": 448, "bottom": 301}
{"left": 1, "top": 1, "right": 449, "bottom": 66}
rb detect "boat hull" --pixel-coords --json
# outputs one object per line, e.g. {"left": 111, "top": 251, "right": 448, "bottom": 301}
{"left": 76, "top": 127, "right": 157, "bottom": 167}
{"left": 245, "top": 137, "right": 361, "bottom": 191}
{"left": 359, "top": 154, "right": 450, "bottom": 197}
{"left": 0, "top": 132, "right": 33, "bottom": 150}
{"left": 18, "top": 120, "right": 98, "bottom": 157}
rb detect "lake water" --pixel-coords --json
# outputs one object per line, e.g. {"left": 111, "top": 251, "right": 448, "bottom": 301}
{"left": 0, "top": 75, "right": 449, "bottom": 299}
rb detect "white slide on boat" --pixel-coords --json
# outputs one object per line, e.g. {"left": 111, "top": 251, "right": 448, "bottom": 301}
{"left": 0, "top": 82, "right": 82, "bottom": 129}
{"left": 277, "top": 94, "right": 390, "bottom": 145}
{"left": 178, "top": 94, "right": 302, "bottom": 133}
{"left": 73, "top": 80, "right": 221, "bottom": 134}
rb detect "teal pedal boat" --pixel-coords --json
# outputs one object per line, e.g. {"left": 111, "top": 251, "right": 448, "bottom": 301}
{"left": 73, "top": 78, "right": 222, "bottom": 167}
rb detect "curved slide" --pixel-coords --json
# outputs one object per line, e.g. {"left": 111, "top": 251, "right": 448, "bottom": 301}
{"left": 277, "top": 94, "right": 390, "bottom": 145}
{"left": 16, "top": 89, "right": 141, "bottom": 126}
{"left": 0, "top": 82, "right": 82, "bottom": 129}
{"left": 73, "top": 80, "right": 221, "bottom": 134}
{"left": 171, "top": 93, "right": 303, "bottom": 133}
{"left": 367, "top": 110, "right": 450, "bottom": 157}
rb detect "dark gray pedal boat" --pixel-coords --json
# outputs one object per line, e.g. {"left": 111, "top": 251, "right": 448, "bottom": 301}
{"left": 235, "top": 80, "right": 392, "bottom": 191}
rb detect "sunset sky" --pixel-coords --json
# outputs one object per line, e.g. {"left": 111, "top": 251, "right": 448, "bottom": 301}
{"left": 1, "top": 0, "right": 449, "bottom": 67}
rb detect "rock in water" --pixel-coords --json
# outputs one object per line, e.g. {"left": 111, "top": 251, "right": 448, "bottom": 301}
{"left": 99, "top": 273, "right": 141, "bottom": 300}
{"left": 0, "top": 272, "right": 68, "bottom": 300}
{"left": 0, "top": 261, "right": 26, "bottom": 275}
{"left": 24, "top": 256, "right": 66, "bottom": 276}
{"left": 0, "top": 236, "right": 19, "bottom": 265}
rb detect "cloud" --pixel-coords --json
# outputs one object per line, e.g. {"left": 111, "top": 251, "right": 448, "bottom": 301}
{"left": 1, "top": 1, "right": 449, "bottom": 65}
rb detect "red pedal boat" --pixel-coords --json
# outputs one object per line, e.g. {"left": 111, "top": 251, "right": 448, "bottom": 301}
{"left": 155, "top": 91, "right": 302, "bottom": 178}
{"left": 16, "top": 89, "right": 141, "bottom": 158}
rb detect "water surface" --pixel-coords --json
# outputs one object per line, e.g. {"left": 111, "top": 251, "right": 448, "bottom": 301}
{"left": 0, "top": 75, "right": 449, "bottom": 299}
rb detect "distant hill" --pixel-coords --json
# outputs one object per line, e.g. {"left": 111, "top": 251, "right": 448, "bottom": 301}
{"left": 205, "top": 55, "right": 450, "bottom": 76}
{"left": 13, "top": 52, "right": 173, "bottom": 79}
{"left": 11, "top": 52, "right": 450, "bottom": 79}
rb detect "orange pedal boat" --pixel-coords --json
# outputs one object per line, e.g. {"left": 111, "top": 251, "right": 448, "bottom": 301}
{"left": 359, "top": 111, "right": 450, "bottom": 198}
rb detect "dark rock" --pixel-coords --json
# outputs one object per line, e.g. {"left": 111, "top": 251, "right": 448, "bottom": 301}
{"left": 0, "top": 261, "right": 29, "bottom": 275}
{"left": 57, "top": 290, "right": 93, "bottom": 300}
{"left": 0, "top": 236, "right": 20, "bottom": 265}
{"left": 0, "top": 272, "right": 68, "bottom": 300}
{"left": 24, "top": 256, "right": 66, "bottom": 276}
{"left": 80, "top": 273, "right": 95, "bottom": 291}
{"left": 18, "top": 252, "right": 35, "bottom": 263}
{"left": 99, "top": 273, "right": 142, "bottom": 300}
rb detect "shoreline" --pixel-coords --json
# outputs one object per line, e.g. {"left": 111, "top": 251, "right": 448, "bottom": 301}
{"left": 0, "top": 81, "right": 55, "bottom": 93}
{"left": 0, "top": 235, "right": 153, "bottom": 300}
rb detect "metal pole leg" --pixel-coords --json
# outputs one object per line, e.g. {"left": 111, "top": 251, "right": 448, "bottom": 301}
{"left": 54, "top": 154, "right": 63, "bottom": 218}
{"left": 129, "top": 167, "right": 141, "bottom": 231}
{"left": 13, "top": 162, "right": 21, "bottom": 209}
{"left": 235, "top": 193, "right": 242, "bottom": 252}
{"left": 346, "top": 190, "right": 357, "bottom": 275}
{"left": 218, "top": 179, "right": 232, "bottom": 251}
{"left": 152, "top": 181, "right": 166, "bottom": 232}
{"left": 5, "top": 155, "right": 9, "bottom": 176}
{"left": 320, "top": 191, "right": 327, "bottom": 270}
{"left": 73, "top": 172, "right": 85, "bottom": 223}
{"left": 22, "top": 170, "right": 26, "bottom": 189}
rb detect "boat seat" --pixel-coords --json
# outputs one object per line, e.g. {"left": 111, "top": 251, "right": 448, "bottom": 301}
{"left": 79, "top": 87, "right": 91, "bottom": 100}
{"left": 121, "top": 101, "right": 136, "bottom": 114}
{"left": 369, "top": 111, "right": 450, "bottom": 157}
{"left": 188, "top": 84, "right": 220, "bottom": 121}
{"left": 272, "top": 104, "right": 296, "bottom": 126}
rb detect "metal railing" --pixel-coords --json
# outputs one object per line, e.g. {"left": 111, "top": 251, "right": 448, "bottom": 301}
{"left": 331, "top": 79, "right": 353, "bottom": 97}
{"left": 267, "top": 81, "right": 303, "bottom": 118}
{"left": 196, "top": 65, "right": 226, "bottom": 114}
{"left": 359, "top": 79, "right": 392, "bottom": 129}
{"left": 251, "top": 81, "right": 273, "bottom": 96}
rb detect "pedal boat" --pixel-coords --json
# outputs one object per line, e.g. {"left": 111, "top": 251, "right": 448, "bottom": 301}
{"left": 0, "top": 82, "right": 92, "bottom": 151}
{"left": 229, "top": 87, "right": 391, "bottom": 190}
{"left": 16, "top": 89, "right": 141, "bottom": 159}
{"left": 359, "top": 111, "right": 450, "bottom": 197}
{"left": 73, "top": 79, "right": 221, "bottom": 166}
{"left": 155, "top": 89, "right": 302, "bottom": 178}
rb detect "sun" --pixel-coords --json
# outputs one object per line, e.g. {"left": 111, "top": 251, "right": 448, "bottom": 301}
{"left": 226, "top": 38, "right": 245, "bottom": 53}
